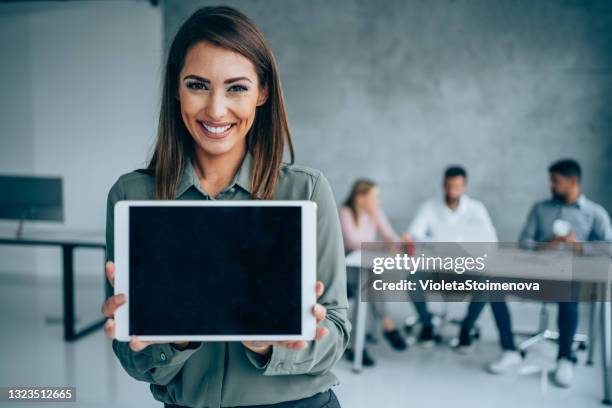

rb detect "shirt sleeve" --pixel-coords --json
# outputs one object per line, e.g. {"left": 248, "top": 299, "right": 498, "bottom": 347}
{"left": 589, "top": 205, "right": 612, "bottom": 242}
{"left": 375, "top": 208, "right": 399, "bottom": 242}
{"left": 407, "top": 202, "right": 431, "bottom": 241}
{"left": 245, "top": 172, "right": 351, "bottom": 376}
{"left": 476, "top": 203, "right": 498, "bottom": 242}
{"left": 105, "top": 177, "right": 202, "bottom": 386}
{"left": 519, "top": 204, "right": 539, "bottom": 248}
{"left": 338, "top": 206, "right": 362, "bottom": 251}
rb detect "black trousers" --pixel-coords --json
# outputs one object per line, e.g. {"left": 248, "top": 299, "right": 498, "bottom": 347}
{"left": 164, "top": 389, "right": 341, "bottom": 408}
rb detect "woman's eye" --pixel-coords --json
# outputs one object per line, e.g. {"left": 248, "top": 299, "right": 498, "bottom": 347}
{"left": 186, "top": 82, "right": 208, "bottom": 90}
{"left": 228, "top": 84, "right": 248, "bottom": 93}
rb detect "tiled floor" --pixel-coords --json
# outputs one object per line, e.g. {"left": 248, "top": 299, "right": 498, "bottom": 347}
{"left": 0, "top": 278, "right": 606, "bottom": 407}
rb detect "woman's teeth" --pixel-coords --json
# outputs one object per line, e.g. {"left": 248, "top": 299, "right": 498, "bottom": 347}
{"left": 202, "top": 122, "right": 232, "bottom": 134}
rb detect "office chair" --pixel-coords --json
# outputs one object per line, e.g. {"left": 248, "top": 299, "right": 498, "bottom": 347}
{"left": 516, "top": 302, "right": 591, "bottom": 361}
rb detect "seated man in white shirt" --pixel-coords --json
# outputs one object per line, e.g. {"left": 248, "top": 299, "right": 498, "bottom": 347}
{"left": 404, "top": 166, "right": 498, "bottom": 347}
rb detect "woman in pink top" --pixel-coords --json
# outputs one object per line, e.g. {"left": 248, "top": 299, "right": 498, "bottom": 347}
{"left": 340, "top": 179, "right": 407, "bottom": 366}
{"left": 339, "top": 182, "right": 399, "bottom": 251}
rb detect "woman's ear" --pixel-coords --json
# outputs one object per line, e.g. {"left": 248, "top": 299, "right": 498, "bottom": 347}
{"left": 256, "top": 84, "right": 269, "bottom": 107}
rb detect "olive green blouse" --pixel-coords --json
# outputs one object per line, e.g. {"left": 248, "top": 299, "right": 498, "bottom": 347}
{"left": 105, "top": 151, "right": 350, "bottom": 408}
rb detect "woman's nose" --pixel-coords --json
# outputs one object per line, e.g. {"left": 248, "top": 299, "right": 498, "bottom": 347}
{"left": 205, "top": 91, "right": 228, "bottom": 120}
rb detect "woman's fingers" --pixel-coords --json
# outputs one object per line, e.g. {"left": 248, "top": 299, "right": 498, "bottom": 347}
{"left": 315, "top": 281, "right": 324, "bottom": 299}
{"left": 312, "top": 303, "right": 329, "bottom": 339}
{"left": 129, "top": 336, "right": 154, "bottom": 352}
{"left": 243, "top": 341, "right": 273, "bottom": 350}
{"left": 99, "top": 289, "right": 155, "bottom": 353}
{"left": 244, "top": 283, "right": 327, "bottom": 352}
{"left": 279, "top": 340, "right": 307, "bottom": 350}
{"left": 101, "top": 293, "right": 126, "bottom": 317}
{"left": 105, "top": 261, "right": 115, "bottom": 288}
{"left": 315, "top": 326, "right": 329, "bottom": 340}
{"left": 103, "top": 318, "right": 115, "bottom": 339}
{"left": 313, "top": 303, "right": 326, "bottom": 323}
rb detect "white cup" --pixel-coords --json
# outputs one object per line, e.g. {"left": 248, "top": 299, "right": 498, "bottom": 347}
{"left": 552, "top": 219, "right": 571, "bottom": 237}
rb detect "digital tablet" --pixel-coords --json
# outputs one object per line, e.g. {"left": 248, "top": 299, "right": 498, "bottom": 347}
{"left": 113, "top": 200, "right": 317, "bottom": 342}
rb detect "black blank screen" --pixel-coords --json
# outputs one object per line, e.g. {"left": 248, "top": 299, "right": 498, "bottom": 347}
{"left": 129, "top": 206, "right": 302, "bottom": 336}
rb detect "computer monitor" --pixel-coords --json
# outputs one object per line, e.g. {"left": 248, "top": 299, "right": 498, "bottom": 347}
{"left": 0, "top": 175, "right": 63, "bottom": 235}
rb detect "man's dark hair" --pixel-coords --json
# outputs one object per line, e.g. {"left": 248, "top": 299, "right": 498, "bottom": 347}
{"left": 549, "top": 159, "right": 581, "bottom": 180}
{"left": 444, "top": 165, "right": 467, "bottom": 180}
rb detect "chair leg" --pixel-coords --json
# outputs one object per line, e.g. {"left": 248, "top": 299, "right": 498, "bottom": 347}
{"left": 352, "top": 272, "right": 367, "bottom": 374}
{"left": 516, "top": 303, "right": 589, "bottom": 356}
{"left": 517, "top": 303, "right": 551, "bottom": 351}
{"left": 587, "top": 301, "right": 598, "bottom": 365}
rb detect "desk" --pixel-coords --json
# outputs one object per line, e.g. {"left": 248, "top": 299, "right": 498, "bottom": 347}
{"left": 0, "top": 227, "right": 109, "bottom": 341}
{"left": 346, "top": 249, "right": 612, "bottom": 405}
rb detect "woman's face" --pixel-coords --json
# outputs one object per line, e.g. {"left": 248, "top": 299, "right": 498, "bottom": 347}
{"left": 357, "top": 187, "right": 380, "bottom": 213}
{"left": 178, "top": 42, "right": 268, "bottom": 157}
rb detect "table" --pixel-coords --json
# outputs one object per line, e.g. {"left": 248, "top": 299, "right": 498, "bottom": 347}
{"left": 0, "top": 227, "right": 109, "bottom": 341}
{"left": 346, "top": 249, "right": 612, "bottom": 405}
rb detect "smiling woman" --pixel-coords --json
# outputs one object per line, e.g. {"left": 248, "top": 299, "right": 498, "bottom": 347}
{"left": 177, "top": 41, "right": 270, "bottom": 197}
{"left": 101, "top": 5, "right": 348, "bottom": 408}
{"left": 148, "top": 6, "right": 293, "bottom": 201}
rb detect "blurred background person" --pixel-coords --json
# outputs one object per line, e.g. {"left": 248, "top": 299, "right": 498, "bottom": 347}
{"left": 480, "top": 159, "right": 612, "bottom": 387}
{"left": 340, "top": 179, "right": 408, "bottom": 366}
{"left": 404, "top": 166, "right": 498, "bottom": 348}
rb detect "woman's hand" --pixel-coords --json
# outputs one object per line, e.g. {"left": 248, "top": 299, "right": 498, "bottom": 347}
{"left": 101, "top": 261, "right": 189, "bottom": 352}
{"left": 242, "top": 281, "right": 329, "bottom": 356}
{"left": 401, "top": 232, "right": 412, "bottom": 243}
{"left": 400, "top": 233, "right": 415, "bottom": 256}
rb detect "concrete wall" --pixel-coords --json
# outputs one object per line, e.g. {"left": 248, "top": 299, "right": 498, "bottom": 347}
{"left": 0, "top": 10, "right": 36, "bottom": 276}
{"left": 1, "top": 0, "right": 610, "bottom": 280}
{"left": 164, "top": 0, "right": 612, "bottom": 240}
{"left": 0, "top": 0, "right": 163, "bottom": 279}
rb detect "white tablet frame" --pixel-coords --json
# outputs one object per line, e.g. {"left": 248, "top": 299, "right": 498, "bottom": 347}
{"left": 113, "top": 200, "right": 317, "bottom": 342}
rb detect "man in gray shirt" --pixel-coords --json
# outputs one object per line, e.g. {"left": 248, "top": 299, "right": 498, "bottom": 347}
{"left": 485, "top": 159, "right": 612, "bottom": 388}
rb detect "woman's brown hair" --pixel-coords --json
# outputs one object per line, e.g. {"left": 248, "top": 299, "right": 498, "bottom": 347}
{"left": 343, "top": 179, "right": 377, "bottom": 224}
{"left": 147, "top": 6, "right": 294, "bottom": 200}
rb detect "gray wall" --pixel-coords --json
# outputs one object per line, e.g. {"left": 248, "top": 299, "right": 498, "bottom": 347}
{"left": 0, "top": 0, "right": 162, "bottom": 279}
{"left": 0, "top": 9, "right": 36, "bottom": 275}
{"left": 164, "top": 0, "right": 612, "bottom": 241}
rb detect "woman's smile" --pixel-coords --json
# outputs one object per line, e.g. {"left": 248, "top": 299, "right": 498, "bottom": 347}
{"left": 197, "top": 120, "right": 237, "bottom": 140}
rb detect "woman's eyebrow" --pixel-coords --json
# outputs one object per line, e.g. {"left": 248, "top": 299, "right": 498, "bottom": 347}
{"left": 224, "top": 76, "right": 252, "bottom": 84}
{"left": 183, "top": 74, "right": 209, "bottom": 82}
{"left": 182, "top": 75, "right": 252, "bottom": 84}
